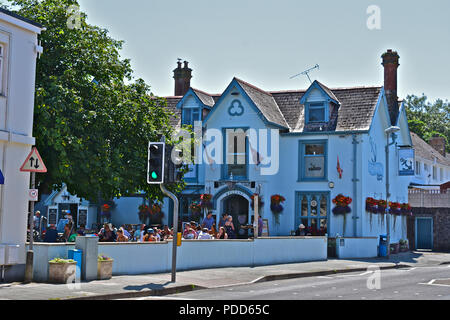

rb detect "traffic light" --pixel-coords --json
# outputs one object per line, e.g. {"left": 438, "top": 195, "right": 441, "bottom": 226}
{"left": 147, "top": 142, "right": 165, "bottom": 184}
{"left": 164, "top": 144, "right": 184, "bottom": 184}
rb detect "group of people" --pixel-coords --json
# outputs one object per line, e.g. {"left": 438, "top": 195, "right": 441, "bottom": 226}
{"left": 36, "top": 210, "right": 265, "bottom": 243}
{"left": 182, "top": 212, "right": 264, "bottom": 240}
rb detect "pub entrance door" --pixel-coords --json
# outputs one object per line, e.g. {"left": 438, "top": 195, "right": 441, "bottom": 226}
{"left": 223, "top": 195, "right": 249, "bottom": 239}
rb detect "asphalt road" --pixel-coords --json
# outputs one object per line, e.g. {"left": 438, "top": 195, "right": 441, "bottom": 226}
{"left": 130, "top": 264, "right": 450, "bottom": 300}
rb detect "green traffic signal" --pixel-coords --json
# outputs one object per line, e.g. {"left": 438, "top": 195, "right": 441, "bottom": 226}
{"left": 151, "top": 171, "right": 158, "bottom": 180}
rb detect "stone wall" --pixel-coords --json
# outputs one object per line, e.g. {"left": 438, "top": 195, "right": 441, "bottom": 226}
{"left": 407, "top": 207, "right": 450, "bottom": 252}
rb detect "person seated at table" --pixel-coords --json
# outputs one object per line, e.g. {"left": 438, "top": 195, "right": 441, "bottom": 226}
{"left": 295, "top": 224, "right": 306, "bottom": 236}
{"left": 218, "top": 213, "right": 229, "bottom": 228}
{"left": 143, "top": 228, "right": 157, "bottom": 242}
{"left": 116, "top": 228, "right": 129, "bottom": 242}
{"left": 98, "top": 223, "right": 116, "bottom": 242}
{"left": 135, "top": 224, "right": 146, "bottom": 242}
{"left": 153, "top": 227, "right": 161, "bottom": 241}
{"left": 216, "top": 226, "right": 228, "bottom": 240}
{"left": 209, "top": 224, "right": 218, "bottom": 238}
{"left": 44, "top": 224, "right": 58, "bottom": 243}
{"left": 198, "top": 228, "right": 212, "bottom": 240}
{"left": 161, "top": 225, "right": 172, "bottom": 240}
{"left": 182, "top": 223, "right": 191, "bottom": 239}
{"left": 61, "top": 223, "right": 73, "bottom": 242}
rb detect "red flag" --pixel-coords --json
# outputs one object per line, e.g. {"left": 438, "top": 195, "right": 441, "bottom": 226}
{"left": 337, "top": 156, "right": 343, "bottom": 179}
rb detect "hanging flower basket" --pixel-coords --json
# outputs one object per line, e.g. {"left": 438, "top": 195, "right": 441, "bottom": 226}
{"left": 138, "top": 204, "right": 150, "bottom": 223}
{"left": 270, "top": 195, "right": 285, "bottom": 225}
{"left": 200, "top": 194, "right": 213, "bottom": 209}
{"left": 190, "top": 201, "right": 201, "bottom": 214}
{"left": 151, "top": 203, "right": 162, "bottom": 215}
{"left": 250, "top": 194, "right": 264, "bottom": 211}
{"left": 101, "top": 204, "right": 111, "bottom": 219}
{"left": 332, "top": 194, "right": 352, "bottom": 215}
{"left": 400, "top": 203, "right": 413, "bottom": 216}
{"left": 332, "top": 194, "right": 352, "bottom": 235}
{"left": 365, "top": 197, "right": 379, "bottom": 214}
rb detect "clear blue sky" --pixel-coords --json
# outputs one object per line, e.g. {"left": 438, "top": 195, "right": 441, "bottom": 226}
{"left": 78, "top": 0, "right": 450, "bottom": 102}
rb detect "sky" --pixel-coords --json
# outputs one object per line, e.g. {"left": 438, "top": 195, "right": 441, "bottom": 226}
{"left": 77, "top": 0, "right": 450, "bottom": 102}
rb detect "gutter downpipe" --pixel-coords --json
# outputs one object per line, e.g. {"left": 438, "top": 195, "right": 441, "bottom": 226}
{"left": 352, "top": 134, "right": 359, "bottom": 237}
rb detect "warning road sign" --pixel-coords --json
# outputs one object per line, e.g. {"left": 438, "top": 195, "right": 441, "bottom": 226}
{"left": 20, "top": 147, "right": 47, "bottom": 173}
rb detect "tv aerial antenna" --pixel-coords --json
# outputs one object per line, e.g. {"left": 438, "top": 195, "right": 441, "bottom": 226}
{"left": 290, "top": 64, "right": 320, "bottom": 84}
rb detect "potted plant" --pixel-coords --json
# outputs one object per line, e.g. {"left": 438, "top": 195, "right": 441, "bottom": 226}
{"left": 332, "top": 194, "right": 352, "bottom": 234}
{"left": 98, "top": 254, "right": 113, "bottom": 280}
{"left": 390, "top": 243, "right": 400, "bottom": 254}
{"left": 270, "top": 194, "right": 285, "bottom": 225}
{"left": 48, "top": 258, "right": 77, "bottom": 284}
{"left": 399, "top": 239, "right": 409, "bottom": 252}
{"left": 365, "top": 197, "right": 379, "bottom": 230}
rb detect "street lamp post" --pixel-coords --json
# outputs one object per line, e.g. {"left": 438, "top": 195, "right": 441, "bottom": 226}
{"left": 385, "top": 126, "right": 400, "bottom": 258}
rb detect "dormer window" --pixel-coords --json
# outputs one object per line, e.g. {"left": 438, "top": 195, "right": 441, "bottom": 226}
{"left": 182, "top": 107, "right": 201, "bottom": 126}
{"left": 307, "top": 102, "right": 327, "bottom": 123}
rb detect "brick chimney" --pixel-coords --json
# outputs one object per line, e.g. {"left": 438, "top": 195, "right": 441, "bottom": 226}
{"left": 173, "top": 60, "right": 192, "bottom": 96}
{"left": 429, "top": 136, "right": 446, "bottom": 157}
{"left": 382, "top": 49, "right": 400, "bottom": 125}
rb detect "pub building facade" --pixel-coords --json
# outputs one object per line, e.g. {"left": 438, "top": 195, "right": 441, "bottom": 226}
{"left": 37, "top": 50, "right": 414, "bottom": 245}
{"left": 160, "top": 50, "right": 414, "bottom": 242}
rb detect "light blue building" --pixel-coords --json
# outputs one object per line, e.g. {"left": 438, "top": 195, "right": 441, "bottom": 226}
{"left": 40, "top": 50, "right": 415, "bottom": 250}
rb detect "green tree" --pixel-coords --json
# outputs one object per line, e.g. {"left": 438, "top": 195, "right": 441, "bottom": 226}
{"left": 6, "top": 0, "right": 184, "bottom": 202}
{"left": 405, "top": 94, "right": 450, "bottom": 152}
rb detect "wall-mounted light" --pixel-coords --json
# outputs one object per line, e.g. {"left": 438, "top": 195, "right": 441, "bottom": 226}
{"left": 328, "top": 182, "right": 335, "bottom": 189}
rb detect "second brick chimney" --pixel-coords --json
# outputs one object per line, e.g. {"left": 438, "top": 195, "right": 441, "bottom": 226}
{"left": 382, "top": 49, "right": 400, "bottom": 125}
{"left": 429, "top": 136, "right": 446, "bottom": 157}
{"left": 173, "top": 60, "right": 192, "bottom": 96}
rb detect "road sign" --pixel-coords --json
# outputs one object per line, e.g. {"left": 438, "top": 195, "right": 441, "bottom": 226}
{"left": 0, "top": 169, "right": 4, "bottom": 184}
{"left": 28, "top": 189, "right": 38, "bottom": 201}
{"left": 20, "top": 147, "right": 47, "bottom": 173}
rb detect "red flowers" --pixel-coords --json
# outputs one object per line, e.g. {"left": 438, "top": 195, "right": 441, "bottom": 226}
{"left": 332, "top": 194, "right": 352, "bottom": 207}
{"left": 271, "top": 195, "right": 286, "bottom": 205}
{"left": 189, "top": 201, "right": 201, "bottom": 213}
{"left": 101, "top": 204, "right": 110, "bottom": 212}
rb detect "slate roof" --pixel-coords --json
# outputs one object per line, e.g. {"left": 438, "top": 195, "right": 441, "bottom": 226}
{"left": 161, "top": 80, "right": 383, "bottom": 133}
{"left": 234, "top": 78, "right": 290, "bottom": 129}
{"left": 411, "top": 132, "right": 450, "bottom": 167}
{"left": 0, "top": 7, "right": 44, "bottom": 29}
{"left": 191, "top": 88, "right": 216, "bottom": 108}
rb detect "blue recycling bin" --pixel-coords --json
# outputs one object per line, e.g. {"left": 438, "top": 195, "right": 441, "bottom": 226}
{"left": 379, "top": 234, "right": 388, "bottom": 257}
{"left": 68, "top": 249, "right": 82, "bottom": 280}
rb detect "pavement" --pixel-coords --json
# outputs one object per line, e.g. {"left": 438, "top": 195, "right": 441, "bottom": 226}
{"left": 0, "top": 250, "right": 449, "bottom": 300}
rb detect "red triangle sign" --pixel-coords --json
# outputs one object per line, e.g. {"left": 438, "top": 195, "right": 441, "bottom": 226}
{"left": 20, "top": 147, "right": 47, "bottom": 173}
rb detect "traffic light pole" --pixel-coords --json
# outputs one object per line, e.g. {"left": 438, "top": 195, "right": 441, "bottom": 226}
{"left": 160, "top": 184, "right": 179, "bottom": 283}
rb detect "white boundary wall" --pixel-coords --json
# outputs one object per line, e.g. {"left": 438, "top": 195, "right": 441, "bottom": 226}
{"left": 335, "top": 237, "right": 378, "bottom": 259}
{"left": 29, "top": 237, "right": 327, "bottom": 282}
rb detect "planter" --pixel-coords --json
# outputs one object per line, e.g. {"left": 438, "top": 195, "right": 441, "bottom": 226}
{"left": 48, "top": 261, "right": 77, "bottom": 284}
{"left": 399, "top": 245, "right": 409, "bottom": 253}
{"left": 97, "top": 259, "right": 114, "bottom": 280}
{"left": 390, "top": 243, "right": 400, "bottom": 254}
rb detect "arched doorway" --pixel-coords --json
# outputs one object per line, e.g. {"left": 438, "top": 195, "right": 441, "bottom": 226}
{"left": 222, "top": 195, "right": 249, "bottom": 239}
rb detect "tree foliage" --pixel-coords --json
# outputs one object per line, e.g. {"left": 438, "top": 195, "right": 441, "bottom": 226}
{"left": 6, "top": 0, "right": 183, "bottom": 201}
{"left": 405, "top": 94, "right": 450, "bottom": 152}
